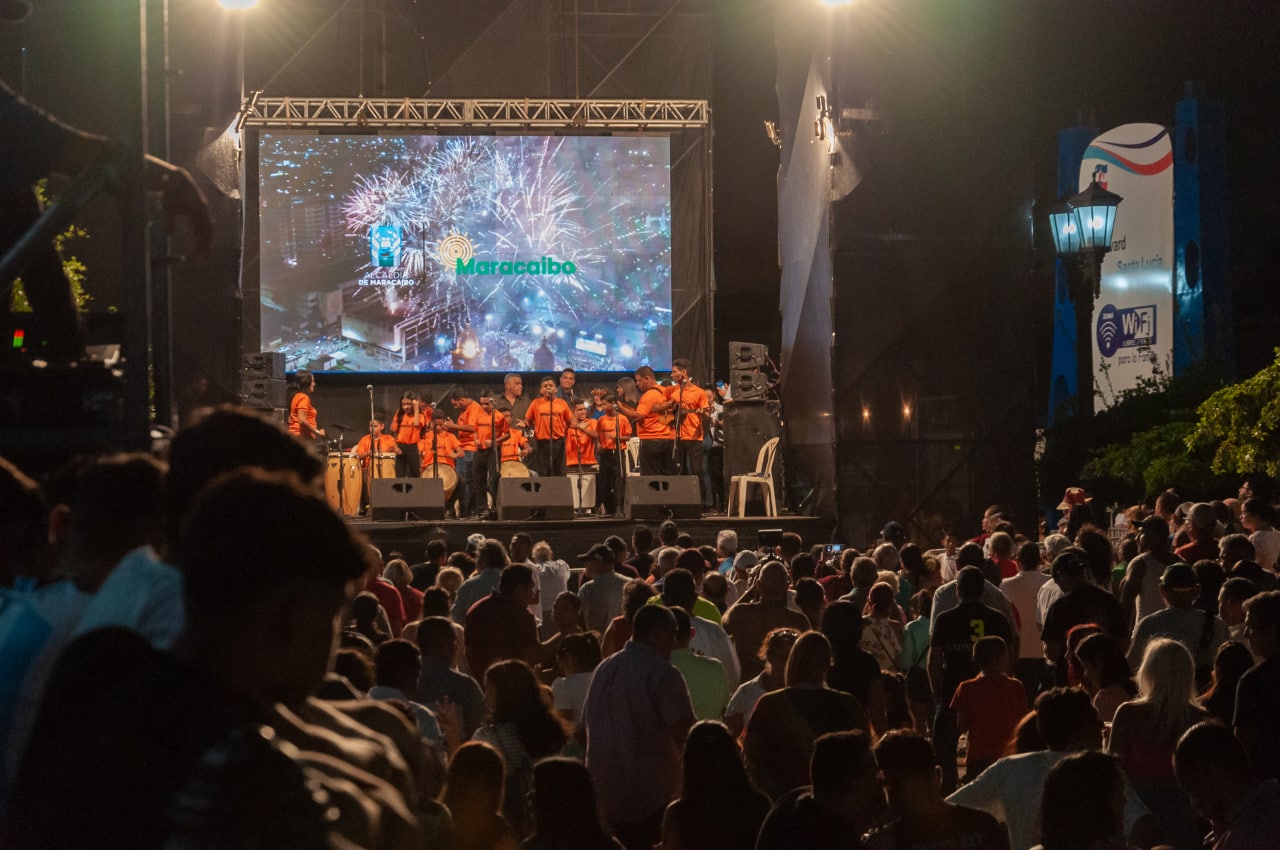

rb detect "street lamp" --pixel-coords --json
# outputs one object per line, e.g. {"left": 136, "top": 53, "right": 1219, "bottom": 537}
{"left": 1048, "top": 179, "right": 1122, "bottom": 417}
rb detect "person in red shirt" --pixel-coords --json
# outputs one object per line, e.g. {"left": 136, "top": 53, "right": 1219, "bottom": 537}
{"left": 666, "top": 358, "right": 709, "bottom": 501}
{"left": 617, "top": 365, "right": 675, "bottom": 475}
{"left": 350, "top": 416, "right": 400, "bottom": 514}
{"left": 287, "top": 370, "right": 325, "bottom": 441}
{"left": 390, "top": 391, "right": 428, "bottom": 477}
{"left": 950, "top": 635, "right": 1028, "bottom": 779}
{"left": 591, "top": 392, "right": 632, "bottom": 516}
{"left": 471, "top": 389, "right": 510, "bottom": 519}
{"left": 524, "top": 377, "right": 573, "bottom": 477}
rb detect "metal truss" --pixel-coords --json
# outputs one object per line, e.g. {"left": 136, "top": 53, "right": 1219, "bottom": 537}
{"left": 239, "top": 97, "right": 709, "bottom": 131}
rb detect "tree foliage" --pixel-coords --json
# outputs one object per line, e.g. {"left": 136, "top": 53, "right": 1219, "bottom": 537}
{"left": 1188, "top": 348, "right": 1280, "bottom": 477}
{"left": 8, "top": 180, "right": 92, "bottom": 313}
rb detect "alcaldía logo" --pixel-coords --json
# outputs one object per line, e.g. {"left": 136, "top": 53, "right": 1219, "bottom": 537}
{"left": 440, "top": 231, "right": 576, "bottom": 275}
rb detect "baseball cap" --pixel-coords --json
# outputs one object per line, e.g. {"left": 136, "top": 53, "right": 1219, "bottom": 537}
{"left": 1160, "top": 562, "right": 1197, "bottom": 590}
{"left": 1188, "top": 502, "right": 1217, "bottom": 531}
{"left": 578, "top": 543, "right": 614, "bottom": 562}
{"left": 732, "top": 550, "right": 759, "bottom": 573}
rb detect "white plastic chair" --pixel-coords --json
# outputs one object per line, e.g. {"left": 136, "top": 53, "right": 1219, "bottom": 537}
{"left": 625, "top": 437, "right": 641, "bottom": 476}
{"left": 728, "top": 436, "right": 780, "bottom": 517}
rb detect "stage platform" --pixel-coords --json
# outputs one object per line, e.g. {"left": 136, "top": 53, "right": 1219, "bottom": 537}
{"left": 347, "top": 513, "right": 835, "bottom": 562}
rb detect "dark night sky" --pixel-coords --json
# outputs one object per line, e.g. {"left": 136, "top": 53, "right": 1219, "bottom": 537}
{"left": 3, "top": 0, "right": 1278, "bottom": 382}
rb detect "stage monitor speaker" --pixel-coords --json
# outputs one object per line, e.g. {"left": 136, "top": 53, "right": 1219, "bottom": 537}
{"left": 241, "top": 378, "right": 287, "bottom": 408}
{"left": 729, "top": 341, "right": 768, "bottom": 371}
{"left": 370, "top": 478, "right": 446, "bottom": 521}
{"left": 497, "top": 478, "right": 575, "bottom": 521}
{"left": 723, "top": 399, "right": 782, "bottom": 483}
{"left": 626, "top": 475, "right": 702, "bottom": 520}
{"left": 242, "top": 351, "right": 285, "bottom": 380}
{"left": 730, "top": 370, "right": 768, "bottom": 401}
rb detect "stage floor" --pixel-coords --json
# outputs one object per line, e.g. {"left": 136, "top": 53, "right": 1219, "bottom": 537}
{"left": 347, "top": 513, "right": 835, "bottom": 562}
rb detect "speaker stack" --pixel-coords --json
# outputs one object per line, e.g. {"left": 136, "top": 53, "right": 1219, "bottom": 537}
{"left": 241, "top": 352, "right": 286, "bottom": 421}
{"left": 724, "top": 342, "right": 782, "bottom": 508}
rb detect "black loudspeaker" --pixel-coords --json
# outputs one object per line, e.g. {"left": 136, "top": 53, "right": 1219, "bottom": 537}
{"left": 729, "top": 341, "right": 768, "bottom": 371}
{"left": 240, "top": 378, "right": 287, "bottom": 408}
{"left": 497, "top": 478, "right": 575, "bottom": 520}
{"left": 723, "top": 400, "right": 782, "bottom": 482}
{"left": 242, "top": 351, "right": 285, "bottom": 380}
{"left": 626, "top": 475, "right": 702, "bottom": 520}
{"left": 730, "top": 370, "right": 768, "bottom": 401}
{"left": 370, "top": 478, "right": 446, "bottom": 521}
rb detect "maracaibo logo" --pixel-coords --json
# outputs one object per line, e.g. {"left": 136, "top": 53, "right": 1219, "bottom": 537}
{"left": 439, "top": 232, "right": 576, "bottom": 275}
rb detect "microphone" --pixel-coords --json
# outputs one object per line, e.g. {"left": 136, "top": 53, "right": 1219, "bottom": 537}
{"left": 366, "top": 384, "right": 373, "bottom": 391}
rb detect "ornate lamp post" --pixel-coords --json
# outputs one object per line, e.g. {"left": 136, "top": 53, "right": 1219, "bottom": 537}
{"left": 1048, "top": 180, "right": 1122, "bottom": 416}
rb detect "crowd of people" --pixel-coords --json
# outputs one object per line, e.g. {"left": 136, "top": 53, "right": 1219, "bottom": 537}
{"left": 1, "top": 409, "right": 1278, "bottom": 849}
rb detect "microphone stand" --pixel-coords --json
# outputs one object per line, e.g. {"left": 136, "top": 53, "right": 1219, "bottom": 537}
{"left": 671, "top": 380, "right": 685, "bottom": 463}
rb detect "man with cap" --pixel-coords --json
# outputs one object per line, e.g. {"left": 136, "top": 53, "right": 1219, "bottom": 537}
{"left": 1127, "top": 562, "right": 1228, "bottom": 671}
{"left": 882, "top": 520, "right": 907, "bottom": 549}
{"left": 1041, "top": 549, "right": 1129, "bottom": 671}
{"left": 578, "top": 543, "right": 631, "bottom": 635}
{"left": 1175, "top": 502, "right": 1221, "bottom": 564}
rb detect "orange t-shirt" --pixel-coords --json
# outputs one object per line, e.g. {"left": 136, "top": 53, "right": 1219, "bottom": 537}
{"left": 352, "top": 433, "right": 398, "bottom": 467}
{"left": 525, "top": 397, "right": 573, "bottom": 440}
{"left": 454, "top": 401, "right": 485, "bottom": 452}
{"left": 566, "top": 421, "right": 597, "bottom": 466}
{"left": 419, "top": 430, "right": 461, "bottom": 470}
{"left": 595, "top": 413, "right": 632, "bottom": 450}
{"left": 501, "top": 432, "right": 530, "bottom": 463}
{"left": 473, "top": 409, "right": 509, "bottom": 452}
{"left": 391, "top": 407, "right": 427, "bottom": 444}
{"left": 635, "top": 388, "right": 674, "bottom": 440}
{"left": 666, "top": 381, "right": 709, "bottom": 441}
{"left": 288, "top": 391, "right": 317, "bottom": 438}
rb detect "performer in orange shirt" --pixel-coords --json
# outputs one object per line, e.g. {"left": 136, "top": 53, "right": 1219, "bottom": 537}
{"left": 350, "top": 416, "right": 400, "bottom": 513}
{"left": 617, "top": 365, "right": 674, "bottom": 475}
{"left": 445, "top": 389, "right": 483, "bottom": 516}
{"left": 591, "top": 392, "right": 632, "bottom": 516}
{"left": 471, "top": 389, "right": 510, "bottom": 518}
{"left": 287, "top": 369, "right": 325, "bottom": 442}
{"left": 566, "top": 399, "right": 597, "bottom": 467}
{"left": 419, "top": 417, "right": 463, "bottom": 469}
{"left": 390, "top": 391, "right": 428, "bottom": 477}
{"left": 667, "top": 357, "right": 709, "bottom": 503}
{"left": 524, "top": 376, "right": 573, "bottom": 477}
{"left": 502, "top": 429, "right": 533, "bottom": 464}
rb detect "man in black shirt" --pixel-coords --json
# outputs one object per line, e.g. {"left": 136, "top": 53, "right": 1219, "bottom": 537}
{"left": 928, "top": 566, "right": 1014, "bottom": 793}
{"left": 1041, "top": 549, "right": 1129, "bottom": 672}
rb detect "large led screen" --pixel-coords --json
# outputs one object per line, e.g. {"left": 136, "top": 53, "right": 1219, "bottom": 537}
{"left": 257, "top": 134, "right": 672, "bottom": 373}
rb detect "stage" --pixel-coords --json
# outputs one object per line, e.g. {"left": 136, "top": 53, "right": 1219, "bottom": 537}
{"left": 347, "top": 513, "right": 835, "bottom": 562}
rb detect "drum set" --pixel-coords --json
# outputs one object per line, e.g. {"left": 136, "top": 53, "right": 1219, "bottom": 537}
{"left": 324, "top": 450, "right": 397, "bottom": 516}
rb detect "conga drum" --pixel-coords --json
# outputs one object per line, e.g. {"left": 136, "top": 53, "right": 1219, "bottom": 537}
{"left": 500, "top": 460, "right": 532, "bottom": 478}
{"left": 370, "top": 452, "right": 397, "bottom": 480}
{"left": 421, "top": 463, "right": 458, "bottom": 500}
{"left": 324, "top": 452, "right": 361, "bottom": 516}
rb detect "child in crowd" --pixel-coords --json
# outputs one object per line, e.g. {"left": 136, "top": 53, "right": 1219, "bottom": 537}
{"left": 950, "top": 635, "right": 1028, "bottom": 779}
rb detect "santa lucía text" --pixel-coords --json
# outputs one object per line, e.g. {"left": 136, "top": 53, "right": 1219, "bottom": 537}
{"left": 454, "top": 257, "right": 576, "bottom": 275}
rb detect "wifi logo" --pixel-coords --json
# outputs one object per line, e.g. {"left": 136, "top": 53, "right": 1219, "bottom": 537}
{"left": 1096, "top": 304, "right": 1121, "bottom": 357}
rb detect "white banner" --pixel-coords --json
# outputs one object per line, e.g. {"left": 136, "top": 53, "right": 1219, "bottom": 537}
{"left": 1078, "top": 123, "right": 1174, "bottom": 405}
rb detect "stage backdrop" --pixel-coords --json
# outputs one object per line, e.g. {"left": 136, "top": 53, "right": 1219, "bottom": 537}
{"left": 1078, "top": 124, "right": 1174, "bottom": 405}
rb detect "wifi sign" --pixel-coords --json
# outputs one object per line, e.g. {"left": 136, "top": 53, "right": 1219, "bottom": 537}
{"left": 1096, "top": 303, "right": 1157, "bottom": 358}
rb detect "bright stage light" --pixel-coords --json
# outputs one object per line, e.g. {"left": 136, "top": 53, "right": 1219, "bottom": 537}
{"left": 218, "top": 0, "right": 259, "bottom": 9}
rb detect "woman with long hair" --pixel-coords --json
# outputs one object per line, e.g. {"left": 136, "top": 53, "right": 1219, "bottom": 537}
{"left": 1197, "top": 640, "right": 1255, "bottom": 725}
{"left": 1074, "top": 633, "right": 1136, "bottom": 724}
{"left": 286, "top": 369, "right": 325, "bottom": 441}
{"left": 1108, "top": 639, "right": 1208, "bottom": 849}
{"left": 520, "top": 757, "right": 622, "bottom": 850}
{"left": 660, "top": 721, "right": 770, "bottom": 850}
{"left": 390, "top": 390, "right": 427, "bottom": 478}
{"left": 472, "top": 660, "right": 570, "bottom": 836}
{"left": 725, "top": 627, "right": 800, "bottom": 738}
{"left": 441, "top": 741, "right": 518, "bottom": 850}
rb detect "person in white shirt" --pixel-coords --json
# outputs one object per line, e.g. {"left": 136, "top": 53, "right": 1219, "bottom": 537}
{"left": 531, "top": 540, "right": 571, "bottom": 638}
{"left": 1001, "top": 541, "right": 1052, "bottom": 703}
{"left": 1241, "top": 497, "right": 1280, "bottom": 572}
